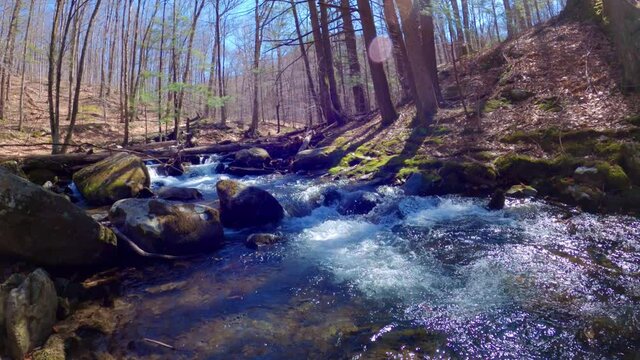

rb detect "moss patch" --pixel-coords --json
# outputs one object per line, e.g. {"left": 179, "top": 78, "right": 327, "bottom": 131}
{"left": 483, "top": 98, "right": 511, "bottom": 113}
{"left": 536, "top": 97, "right": 563, "bottom": 112}
{"left": 626, "top": 114, "right": 640, "bottom": 126}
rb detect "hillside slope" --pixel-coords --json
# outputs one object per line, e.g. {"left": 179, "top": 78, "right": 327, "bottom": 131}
{"left": 315, "top": 18, "right": 640, "bottom": 214}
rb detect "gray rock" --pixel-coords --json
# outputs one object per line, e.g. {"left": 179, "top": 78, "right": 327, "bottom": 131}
{"left": 0, "top": 161, "right": 27, "bottom": 180}
{"left": 73, "top": 153, "right": 151, "bottom": 205}
{"left": 109, "top": 198, "right": 224, "bottom": 256}
{"left": 233, "top": 148, "right": 271, "bottom": 168}
{"left": 2, "top": 269, "right": 58, "bottom": 360}
{"left": 292, "top": 147, "right": 340, "bottom": 171}
{"left": 245, "top": 233, "right": 283, "bottom": 248}
{"left": 157, "top": 187, "right": 203, "bottom": 201}
{"left": 216, "top": 180, "right": 284, "bottom": 228}
{"left": 0, "top": 168, "right": 117, "bottom": 266}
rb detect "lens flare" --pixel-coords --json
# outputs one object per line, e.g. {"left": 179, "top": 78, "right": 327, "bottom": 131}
{"left": 368, "top": 36, "right": 393, "bottom": 63}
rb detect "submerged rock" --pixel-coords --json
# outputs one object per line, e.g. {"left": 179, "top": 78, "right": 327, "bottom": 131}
{"left": 226, "top": 166, "right": 275, "bottom": 176}
{"left": 157, "top": 186, "right": 203, "bottom": 201}
{"left": 232, "top": 147, "right": 271, "bottom": 168}
{"left": 0, "top": 168, "right": 118, "bottom": 266}
{"left": 73, "top": 153, "right": 150, "bottom": 205}
{"left": 1, "top": 269, "right": 58, "bottom": 360}
{"left": 487, "top": 189, "right": 506, "bottom": 210}
{"left": 245, "top": 233, "right": 283, "bottom": 248}
{"left": 216, "top": 180, "right": 284, "bottom": 228}
{"left": 109, "top": 198, "right": 224, "bottom": 256}
{"left": 506, "top": 184, "right": 538, "bottom": 198}
{"left": 338, "top": 191, "right": 380, "bottom": 215}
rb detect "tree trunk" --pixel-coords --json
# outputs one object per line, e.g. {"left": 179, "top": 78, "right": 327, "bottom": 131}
{"left": 48, "top": 0, "right": 63, "bottom": 154}
{"left": 18, "top": 0, "right": 35, "bottom": 131}
{"left": 61, "top": 0, "right": 102, "bottom": 154}
{"left": 307, "top": 0, "right": 345, "bottom": 125}
{"left": 419, "top": 0, "right": 443, "bottom": 103}
{"left": 356, "top": 0, "right": 397, "bottom": 125}
{"left": 503, "top": 0, "right": 516, "bottom": 38}
{"left": 382, "top": 0, "right": 412, "bottom": 104}
{"left": 396, "top": 0, "right": 438, "bottom": 125}
{"left": 340, "top": 0, "right": 369, "bottom": 114}
{"left": 0, "top": 0, "right": 23, "bottom": 122}
{"left": 448, "top": 0, "right": 465, "bottom": 56}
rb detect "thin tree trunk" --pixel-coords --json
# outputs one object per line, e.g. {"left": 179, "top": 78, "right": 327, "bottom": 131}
{"left": 383, "top": 0, "right": 412, "bottom": 104}
{"left": 340, "top": 0, "right": 368, "bottom": 113}
{"left": 18, "top": 0, "right": 35, "bottom": 131}
{"left": 61, "top": 0, "right": 102, "bottom": 153}
{"left": 0, "top": 0, "right": 23, "bottom": 122}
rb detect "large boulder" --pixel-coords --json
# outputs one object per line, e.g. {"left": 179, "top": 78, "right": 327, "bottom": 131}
{"left": 0, "top": 161, "right": 27, "bottom": 180}
{"left": 245, "top": 233, "right": 283, "bottom": 248}
{"left": 109, "top": 199, "right": 224, "bottom": 256}
{"left": 232, "top": 148, "right": 271, "bottom": 168}
{"left": 292, "top": 147, "right": 340, "bottom": 172}
{"left": 0, "top": 169, "right": 118, "bottom": 266}
{"left": 73, "top": 153, "right": 150, "bottom": 205}
{"left": 1, "top": 269, "right": 58, "bottom": 360}
{"left": 216, "top": 180, "right": 284, "bottom": 228}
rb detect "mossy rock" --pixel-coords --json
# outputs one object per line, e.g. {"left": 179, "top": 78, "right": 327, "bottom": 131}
{"left": 0, "top": 169, "right": 118, "bottom": 266}
{"left": 594, "top": 162, "right": 631, "bottom": 190}
{"left": 439, "top": 161, "right": 497, "bottom": 192}
{"left": 232, "top": 147, "right": 271, "bottom": 168}
{"left": 625, "top": 114, "right": 640, "bottom": 126}
{"left": 603, "top": 186, "right": 640, "bottom": 213}
{"left": 73, "top": 153, "right": 150, "bottom": 205}
{"left": 506, "top": 184, "right": 538, "bottom": 198}
{"left": 483, "top": 98, "right": 511, "bottom": 113}
{"left": 109, "top": 198, "right": 224, "bottom": 255}
{"left": 216, "top": 179, "right": 284, "bottom": 228}
{"left": 535, "top": 97, "right": 563, "bottom": 112}
{"left": 501, "top": 88, "right": 533, "bottom": 102}
{"left": 495, "top": 154, "right": 577, "bottom": 184}
{"left": 292, "top": 146, "right": 342, "bottom": 172}
{"left": 0, "top": 161, "right": 27, "bottom": 179}
{"left": 619, "top": 142, "right": 640, "bottom": 185}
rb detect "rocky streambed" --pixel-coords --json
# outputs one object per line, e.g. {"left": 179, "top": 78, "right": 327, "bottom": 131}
{"left": 1, "top": 151, "right": 640, "bottom": 359}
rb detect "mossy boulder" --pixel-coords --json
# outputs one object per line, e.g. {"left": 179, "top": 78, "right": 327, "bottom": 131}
{"left": 216, "top": 180, "right": 284, "bottom": 228}
{"left": 626, "top": 114, "right": 640, "bottom": 126}
{"left": 619, "top": 142, "right": 640, "bottom": 185}
{"left": 402, "top": 171, "right": 442, "bottom": 196}
{"left": 232, "top": 147, "right": 271, "bottom": 168}
{"left": 439, "top": 161, "right": 497, "bottom": 192}
{"left": 1, "top": 269, "right": 58, "bottom": 360}
{"left": 495, "top": 154, "right": 576, "bottom": 184}
{"left": 292, "top": 147, "right": 341, "bottom": 171}
{"left": 573, "top": 162, "right": 631, "bottom": 191}
{"left": 73, "top": 153, "right": 150, "bottom": 205}
{"left": 0, "top": 168, "right": 117, "bottom": 266}
{"left": 0, "top": 161, "right": 27, "bottom": 179}
{"left": 109, "top": 198, "right": 224, "bottom": 256}
{"left": 506, "top": 184, "right": 538, "bottom": 198}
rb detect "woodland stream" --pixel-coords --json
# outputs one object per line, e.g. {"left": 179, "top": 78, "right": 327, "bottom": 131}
{"left": 74, "top": 155, "right": 640, "bottom": 359}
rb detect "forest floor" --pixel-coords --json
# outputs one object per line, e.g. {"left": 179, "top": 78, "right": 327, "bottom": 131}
{"left": 317, "top": 17, "right": 640, "bottom": 182}
{"left": 0, "top": 79, "right": 296, "bottom": 157}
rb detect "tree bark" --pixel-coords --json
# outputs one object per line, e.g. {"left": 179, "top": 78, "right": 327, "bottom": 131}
{"left": 355, "top": 0, "right": 397, "bottom": 125}
{"left": 396, "top": 0, "right": 438, "bottom": 125}
{"left": 382, "top": 0, "right": 412, "bottom": 104}
{"left": 18, "top": 0, "right": 35, "bottom": 131}
{"left": 339, "top": 0, "right": 369, "bottom": 114}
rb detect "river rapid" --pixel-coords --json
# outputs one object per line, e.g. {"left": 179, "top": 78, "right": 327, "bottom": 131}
{"left": 80, "top": 155, "right": 640, "bottom": 359}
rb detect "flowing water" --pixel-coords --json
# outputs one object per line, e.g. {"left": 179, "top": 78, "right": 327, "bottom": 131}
{"left": 85, "top": 156, "right": 640, "bottom": 359}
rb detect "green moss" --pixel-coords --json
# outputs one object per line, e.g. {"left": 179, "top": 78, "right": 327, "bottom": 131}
{"left": 625, "top": 114, "right": 640, "bottom": 126}
{"left": 594, "top": 162, "right": 631, "bottom": 190}
{"left": 495, "top": 154, "right": 577, "bottom": 184}
{"left": 535, "top": 97, "right": 563, "bottom": 112}
{"left": 483, "top": 98, "right": 510, "bottom": 113}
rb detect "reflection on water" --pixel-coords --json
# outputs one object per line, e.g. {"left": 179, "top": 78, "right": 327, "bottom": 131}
{"left": 82, "top": 156, "right": 640, "bottom": 359}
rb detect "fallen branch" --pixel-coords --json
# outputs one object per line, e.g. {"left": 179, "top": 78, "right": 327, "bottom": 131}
{"left": 143, "top": 338, "right": 175, "bottom": 350}
{"left": 111, "top": 227, "right": 193, "bottom": 261}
